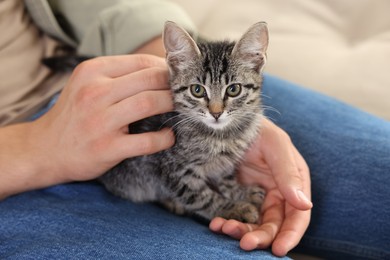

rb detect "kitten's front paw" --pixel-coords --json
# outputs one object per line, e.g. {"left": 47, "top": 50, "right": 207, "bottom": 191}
{"left": 247, "top": 186, "right": 265, "bottom": 208}
{"left": 218, "top": 201, "right": 259, "bottom": 224}
{"left": 161, "top": 200, "right": 186, "bottom": 215}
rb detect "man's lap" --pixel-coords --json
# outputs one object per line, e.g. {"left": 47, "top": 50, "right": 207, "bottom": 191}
{"left": 0, "top": 182, "right": 283, "bottom": 259}
{"left": 2, "top": 74, "right": 389, "bottom": 259}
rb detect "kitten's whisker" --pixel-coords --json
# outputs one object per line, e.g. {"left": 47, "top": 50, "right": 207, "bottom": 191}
{"left": 261, "top": 105, "right": 281, "bottom": 116}
{"left": 171, "top": 116, "right": 200, "bottom": 135}
{"left": 260, "top": 93, "right": 272, "bottom": 100}
{"left": 160, "top": 114, "right": 183, "bottom": 128}
{"left": 263, "top": 114, "right": 278, "bottom": 124}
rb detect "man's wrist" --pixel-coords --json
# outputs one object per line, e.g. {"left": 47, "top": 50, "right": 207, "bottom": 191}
{"left": 0, "top": 121, "right": 68, "bottom": 200}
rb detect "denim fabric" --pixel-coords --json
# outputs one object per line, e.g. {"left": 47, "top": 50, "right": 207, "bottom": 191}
{"left": 1, "top": 74, "right": 389, "bottom": 259}
{"left": 262, "top": 75, "right": 390, "bottom": 259}
{"left": 0, "top": 182, "right": 281, "bottom": 260}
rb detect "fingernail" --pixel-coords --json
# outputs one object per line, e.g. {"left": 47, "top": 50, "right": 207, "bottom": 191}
{"left": 297, "top": 190, "right": 312, "bottom": 207}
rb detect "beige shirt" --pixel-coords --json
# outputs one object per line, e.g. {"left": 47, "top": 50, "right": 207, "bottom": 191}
{"left": 0, "top": 0, "right": 195, "bottom": 126}
{"left": 0, "top": 0, "right": 69, "bottom": 126}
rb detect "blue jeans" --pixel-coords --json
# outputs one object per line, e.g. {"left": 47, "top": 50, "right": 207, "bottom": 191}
{"left": 1, "top": 75, "right": 389, "bottom": 259}
{"left": 263, "top": 76, "right": 390, "bottom": 259}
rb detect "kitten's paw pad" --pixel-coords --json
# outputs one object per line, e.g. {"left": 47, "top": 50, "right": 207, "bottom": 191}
{"left": 247, "top": 186, "right": 265, "bottom": 207}
{"left": 218, "top": 202, "right": 259, "bottom": 224}
{"left": 161, "top": 200, "right": 186, "bottom": 215}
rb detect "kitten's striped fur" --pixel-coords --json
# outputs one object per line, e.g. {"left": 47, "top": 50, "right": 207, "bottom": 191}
{"left": 100, "top": 21, "right": 269, "bottom": 223}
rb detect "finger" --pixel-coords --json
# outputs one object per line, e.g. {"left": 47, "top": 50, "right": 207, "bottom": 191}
{"left": 291, "top": 144, "right": 312, "bottom": 205}
{"left": 222, "top": 220, "right": 257, "bottom": 240}
{"left": 101, "top": 54, "right": 166, "bottom": 77}
{"left": 109, "top": 67, "right": 170, "bottom": 103}
{"left": 209, "top": 218, "right": 258, "bottom": 240}
{"left": 272, "top": 206, "right": 311, "bottom": 256}
{"left": 240, "top": 192, "right": 284, "bottom": 251}
{"left": 261, "top": 120, "right": 312, "bottom": 210}
{"left": 209, "top": 217, "right": 226, "bottom": 234}
{"left": 110, "top": 128, "right": 175, "bottom": 160}
{"left": 109, "top": 90, "right": 173, "bottom": 128}
{"left": 240, "top": 223, "right": 279, "bottom": 251}
{"left": 78, "top": 54, "right": 166, "bottom": 78}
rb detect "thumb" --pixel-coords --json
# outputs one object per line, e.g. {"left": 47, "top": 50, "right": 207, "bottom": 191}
{"left": 270, "top": 150, "right": 312, "bottom": 210}
{"left": 261, "top": 120, "right": 312, "bottom": 210}
{"left": 276, "top": 170, "right": 312, "bottom": 211}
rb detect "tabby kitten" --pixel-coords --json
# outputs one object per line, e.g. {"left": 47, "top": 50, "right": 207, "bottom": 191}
{"left": 100, "top": 21, "right": 269, "bottom": 223}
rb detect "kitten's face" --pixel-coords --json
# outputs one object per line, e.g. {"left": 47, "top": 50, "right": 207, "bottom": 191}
{"left": 171, "top": 45, "right": 263, "bottom": 131}
{"left": 163, "top": 22, "right": 268, "bottom": 132}
{"left": 184, "top": 81, "right": 248, "bottom": 130}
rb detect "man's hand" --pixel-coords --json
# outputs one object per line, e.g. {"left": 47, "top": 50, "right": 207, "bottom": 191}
{"left": 0, "top": 55, "right": 174, "bottom": 199}
{"left": 209, "top": 118, "right": 312, "bottom": 256}
{"left": 35, "top": 54, "right": 176, "bottom": 182}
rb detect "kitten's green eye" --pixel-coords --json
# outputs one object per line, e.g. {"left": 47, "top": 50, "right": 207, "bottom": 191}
{"left": 226, "top": 84, "right": 242, "bottom": 97}
{"left": 190, "top": 84, "right": 206, "bottom": 98}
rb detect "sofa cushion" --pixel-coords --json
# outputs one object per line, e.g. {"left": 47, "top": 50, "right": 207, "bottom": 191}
{"left": 172, "top": 0, "right": 390, "bottom": 120}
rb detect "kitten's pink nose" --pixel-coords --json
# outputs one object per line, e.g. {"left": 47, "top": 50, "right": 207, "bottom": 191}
{"left": 211, "top": 112, "right": 222, "bottom": 120}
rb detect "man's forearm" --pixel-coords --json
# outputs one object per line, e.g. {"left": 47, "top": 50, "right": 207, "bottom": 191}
{"left": 0, "top": 122, "right": 66, "bottom": 200}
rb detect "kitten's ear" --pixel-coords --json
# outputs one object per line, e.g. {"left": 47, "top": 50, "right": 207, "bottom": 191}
{"left": 163, "top": 21, "right": 200, "bottom": 73}
{"left": 232, "top": 22, "right": 269, "bottom": 73}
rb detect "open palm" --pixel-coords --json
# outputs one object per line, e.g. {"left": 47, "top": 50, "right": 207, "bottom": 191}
{"left": 209, "top": 118, "right": 312, "bottom": 256}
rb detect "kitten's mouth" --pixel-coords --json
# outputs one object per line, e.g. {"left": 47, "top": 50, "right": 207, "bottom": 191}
{"left": 203, "top": 115, "right": 230, "bottom": 130}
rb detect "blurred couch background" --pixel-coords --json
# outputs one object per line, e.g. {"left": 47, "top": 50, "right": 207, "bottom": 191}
{"left": 172, "top": 0, "right": 390, "bottom": 121}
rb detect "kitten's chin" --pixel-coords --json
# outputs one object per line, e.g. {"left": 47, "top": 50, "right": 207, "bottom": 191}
{"left": 202, "top": 117, "right": 231, "bottom": 130}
